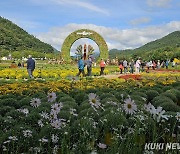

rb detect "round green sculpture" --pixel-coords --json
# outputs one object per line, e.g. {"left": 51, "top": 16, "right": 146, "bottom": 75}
{"left": 61, "top": 29, "right": 108, "bottom": 62}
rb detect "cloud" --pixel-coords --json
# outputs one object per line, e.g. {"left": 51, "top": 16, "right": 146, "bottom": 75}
{"left": 146, "top": 0, "right": 172, "bottom": 8}
{"left": 54, "top": 0, "right": 110, "bottom": 15}
{"left": 130, "top": 17, "right": 151, "bottom": 25}
{"left": 30, "top": 0, "right": 109, "bottom": 15}
{"left": 35, "top": 21, "right": 180, "bottom": 51}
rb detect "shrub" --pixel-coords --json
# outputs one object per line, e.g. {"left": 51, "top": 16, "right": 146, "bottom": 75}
{"left": 0, "top": 106, "right": 15, "bottom": 117}
{"left": 30, "top": 92, "right": 46, "bottom": 99}
{"left": 70, "top": 92, "right": 88, "bottom": 105}
{"left": 166, "top": 89, "right": 180, "bottom": 103}
{"left": 162, "top": 86, "right": 172, "bottom": 91}
{"left": 18, "top": 97, "right": 32, "bottom": 107}
{"left": 0, "top": 94, "right": 17, "bottom": 100}
{"left": 5, "top": 109, "right": 25, "bottom": 121}
{"left": 160, "top": 102, "right": 180, "bottom": 112}
{"left": 131, "top": 92, "right": 148, "bottom": 99}
{"left": 59, "top": 96, "right": 76, "bottom": 103}
{"left": 145, "top": 90, "right": 159, "bottom": 102}
{"left": 131, "top": 95, "right": 146, "bottom": 104}
{"left": 152, "top": 95, "right": 174, "bottom": 107}
{"left": 62, "top": 101, "right": 77, "bottom": 109}
{"left": 0, "top": 98, "right": 19, "bottom": 109}
{"left": 114, "top": 91, "right": 128, "bottom": 101}
{"left": 99, "top": 93, "right": 115, "bottom": 100}
{"left": 151, "top": 87, "right": 163, "bottom": 94}
{"left": 162, "top": 92, "right": 177, "bottom": 103}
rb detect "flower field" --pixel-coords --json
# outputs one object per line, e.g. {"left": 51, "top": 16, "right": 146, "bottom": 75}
{"left": 0, "top": 66, "right": 180, "bottom": 153}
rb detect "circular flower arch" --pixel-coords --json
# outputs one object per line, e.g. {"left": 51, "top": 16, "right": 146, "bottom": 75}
{"left": 61, "top": 29, "right": 108, "bottom": 62}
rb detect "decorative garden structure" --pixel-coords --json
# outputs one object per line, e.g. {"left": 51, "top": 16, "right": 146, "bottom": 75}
{"left": 61, "top": 29, "right": 108, "bottom": 62}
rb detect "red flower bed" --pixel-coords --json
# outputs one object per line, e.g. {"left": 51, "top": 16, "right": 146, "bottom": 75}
{"left": 118, "top": 74, "right": 141, "bottom": 80}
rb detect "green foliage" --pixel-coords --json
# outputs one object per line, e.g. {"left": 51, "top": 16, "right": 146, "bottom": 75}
{"left": 61, "top": 29, "right": 108, "bottom": 62}
{"left": 109, "top": 31, "right": 180, "bottom": 61}
{"left": 0, "top": 16, "right": 55, "bottom": 54}
{"left": 145, "top": 90, "right": 159, "bottom": 102}
{"left": 162, "top": 92, "right": 178, "bottom": 103}
{"left": 160, "top": 102, "right": 180, "bottom": 112}
{"left": 152, "top": 96, "right": 174, "bottom": 107}
{"left": 75, "top": 45, "right": 83, "bottom": 56}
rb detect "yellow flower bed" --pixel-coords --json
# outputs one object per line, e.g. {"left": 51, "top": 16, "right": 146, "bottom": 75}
{"left": 0, "top": 67, "right": 112, "bottom": 79}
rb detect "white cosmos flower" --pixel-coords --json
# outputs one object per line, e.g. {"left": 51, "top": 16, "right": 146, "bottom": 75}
{"left": 8, "top": 136, "right": 18, "bottom": 141}
{"left": 51, "top": 134, "right": 59, "bottom": 143}
{"left": 17, "top": 108, "right": 29, "bottom": 115}
{"left": 2, "top": 145, "right": 7, "bottom": 151}
{"left": 53, "top": 145, "right": 59, "bottom": 154}
{"left": 51, "top": 103, "right": 63, "bottom": 114}
{"left": 107, "top": 101, "right": 117, "bottom": 106}
{"left": 175, "top": 112, "right": 180, "bottom": 122}
{"left": 88, "top": 93, "right": 101, "bottom": 109}
{"left": 123, "top": 98, "right": 137, "bottom": 115}
{"left": 22, "top": 108, "right": 29, "bottom": 115}
{"left": 152, "top": 106, "right": 169, "bottom": 122}
{"left": 97, "top": 143, "right": 107, "bottom": 149}
{"left": 39, "top": 138, "right": 48, "bottom": 143}
{"left": 40, "top": 111, "right": 49, "bottom": 119}
{"left": 23, "top": 130, "right": 32, "bottom": 137}
{"left": 70, "top": 108, "right": 78, "bottom": 116}
{"left": 38, "top": 119, "right": 44, "bottom": 127}
{"left": 48, "top": 92, "right": 57, "bottom": 103}
{"left": 30, "top": 98, "right": 41, "bottom": 108}
{"left": 50, "top": 110, "right": 58, "bottom": 120}
{"left": 51, "top": 119, "right": 61, "bottom": 129}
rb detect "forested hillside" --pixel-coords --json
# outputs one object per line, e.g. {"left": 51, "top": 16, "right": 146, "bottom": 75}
{"left": 0, "top": 16, "right": 54, "bottom": 53}
{"left": 109, "top": 31, "right": 180, "bottom": 61}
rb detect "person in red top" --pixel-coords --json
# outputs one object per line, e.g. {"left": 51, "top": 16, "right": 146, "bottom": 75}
{"left": 100, "top": 58, "right": 106, "bottom": 75}
{"left": 119, "top": 61, "right": 124, "bottom": 74}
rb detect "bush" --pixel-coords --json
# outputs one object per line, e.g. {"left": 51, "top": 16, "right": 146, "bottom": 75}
{"left": 131, "top": 92, "right": 147, "bottom": 99}
{"left": 160, "top": 102, "right": 180, "bottom": 112}
{"left": 59, "top": 96, "right": 76, "bottom": 103}
{"left": 18, "top": 97, "right": 32, "bottom": 107}
{"left": 166, "top": 89, "right": 180, "bottom": 102}
{"left": 152, "top": 95, "right": 174, "bottom": 107}
{"left": 151, "top": 87, "right": 163, "bottom": 94}
{"left": 114, "top": 91, "right": 128, "bottom": 101}
{"left": 145, "top": 90, "right": 159, "bottom": 102}
{"left": 99, "top": 93, "right": 115, "bottom": 100}
{"left": 162, "top": 92, "right": 177, "bottom": 103}
{"left": 0, "top": 106, "right": 15, "bottom": 117}
{"left": 162, "top": 86, "right": 172, "bottom": 91}
{"left": 0, "top": 98, "right": 19, "bottom": 108}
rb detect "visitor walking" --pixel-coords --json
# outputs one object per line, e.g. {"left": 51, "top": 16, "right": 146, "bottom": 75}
{"left": 119, "top": 61, "right": 124, "bottom": 74}
{"left": 135, "top": 58, "right": 141, "bottom": 74}
{"left": 146, "top": 61, "right": 150, "bottom": 73}
{"left": 86, "top": 56, "right": 92, "bottom": 76}
{"left": 129, "top": 59, "right": 135, "bottom": 74}
{"left": 165, "top": 60, "right": 169, "bottom": 69}
{"left": 152, "top": 61, "right": 156, "bottom": 70}
{"left": 77, "top": 56, "right": 85, "bottom": 77}
{"left": 123, "top": 59, "right": 128, "bottom": 74}
{"left": 26, "top": 55, "right": 35, "bottom": 78}
{"left": 157, "top": 60, "right": 160, "bottom": 69}
{"left": 100, "top": 58, "right": 106, "bottom": 75}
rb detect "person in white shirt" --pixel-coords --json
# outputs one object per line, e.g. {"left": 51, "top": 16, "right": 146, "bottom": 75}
{"left": 135, "top": 58, "right": 141, "bottom": 74}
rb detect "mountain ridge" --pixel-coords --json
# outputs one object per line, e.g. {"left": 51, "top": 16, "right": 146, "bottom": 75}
{"left": 0, "top": 16, "right": 55, "bottom": 53}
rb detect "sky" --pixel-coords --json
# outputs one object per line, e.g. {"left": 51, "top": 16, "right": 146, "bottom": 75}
{"left": 0, "top": 0, "right": 180, "bottom": 52}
